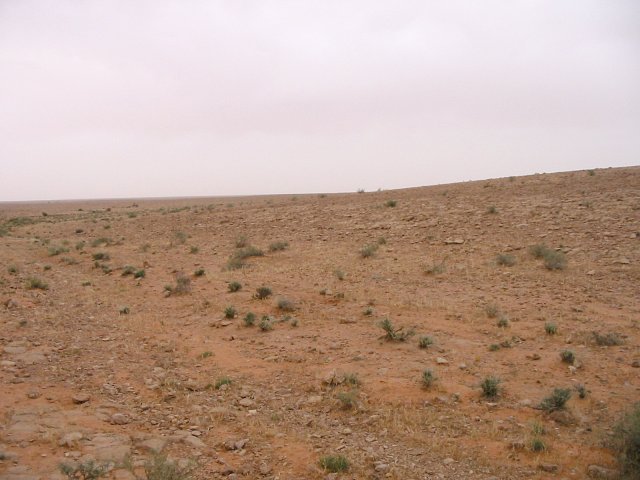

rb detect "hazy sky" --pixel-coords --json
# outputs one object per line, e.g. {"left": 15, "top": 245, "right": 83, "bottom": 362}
{"left": 1, "top": 1, "right": 639, "bottom": 201}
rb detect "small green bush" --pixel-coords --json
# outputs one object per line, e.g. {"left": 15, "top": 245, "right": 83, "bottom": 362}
{"left": 378, "top": 318, "right": 415, "bottom": 342}
{"left": 343, "top": 373, "right": 360, "bottom": 387}
{"left": 277, "top": 297, "right": 296, "bottom": 312}
{"left": 268, "top": 241, "right": 289, "bottom": 252}
{"left": 530, "top": 437, "right": 546, "bottom": 452}
{"left": 243, "top": 312, "right": 256, "bottom": 327}
{"left": 485, "top": 304, "right": 500, "bottom": 318}
{"left": 189, "top": 245, "right": 199, "bottom": 254}
{"left": 545, "top": 322, "right": 557, "bottom": 335}
{"left": 360, "top": 243, "right": 378, "bottom": 258}
{"left": 134, "top": 269, "right": 145, "bottom": 279}
{"left": 337, "top": 390, "right": 358, "bottom": 409}
{"left": 224, "top": 306, "right": 236, "bottom": 319}
{"left": 92, "top": 252, "right": 110, "bottom": 261}
{"left": 422, "top": 369, "right": 436, "bottom": 388}
{"left": 560, "top": 350, "right": 575, "bottom": 364}
{"left": 319, "top": 455, "right": 349, "bottom": 473}
{"left": 121, "top": 265, "right": 136, "bottom": 276}
{"left": 613, "top": 402, "right": 640, "bottom": 478}
{"left": 228, "top": 281, "right": 242, "bottom": 292}
{"left": 384, "top": 199, "right": 397, "bottom": 208}
{"left": 254, "top": 286, "right": 272, "bottom": 299}
{"left": 496, "top": 254, "right": 516, "bottom": 266}
{"left": 234, "top": 235, "right": 248, "bottom": 248}
{"left": 145, "top": 454, "right": 193, "bottom": 480}
{"left": 215, "top": 377, "right": 232, "bottom": 389}
{"left": 497, "top": 316, "right": 510, "bottom": 328}
{"left": 418, "top": 336, "right": 434, "bottom": 349}
{"left": 543, "top": 249, "right": 567, "bottom": 270}
{"left": 487, "top": 205, "right": 498, "bottom": 214}
{"left": 26, "top": 277, "right": 48, "bottom": 290}
{"left": 592, "top": 332, "right": 624, "bottom": 346}
{"left": 539, "top": 388, "right": 571, "bottom": 412}
{"left": 194, "top": 268, "right": 205, "bottom": 277}
{"left": 480, "top": 376, "right": 501, "bottom": 397}
{"left": 48, "top": 245, "right": 69, "bottom": 256}
{"left": 259, "top": 316, "right": 273, "bottom": 331}
{"left": 60, "top": 459, "right": 108, "bottom": 480}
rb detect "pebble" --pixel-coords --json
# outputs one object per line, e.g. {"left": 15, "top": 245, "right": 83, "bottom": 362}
{"left": 538, "top": 463, "right": 559, "bottom": 473}
{"left": 587, "top": 464, "right": 619, "bottom": 479}
{"left": 436, "top": 357, "right": 449, "bottom": 365}
{"left": 72, "top": 393, "right": 91, "bottom": 404}
{"left": 111, "top": 413, "right": 130, "bottom": 425}
{"left": 238, "top": 398, "right": 254, "bottom": 407}
{"left": 443, "top": 458, "right": 455, "bottom": 465}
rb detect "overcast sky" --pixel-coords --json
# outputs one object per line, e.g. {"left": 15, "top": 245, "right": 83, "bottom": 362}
{"left": 1, "top": 1, "right": 638, "bottom": 201}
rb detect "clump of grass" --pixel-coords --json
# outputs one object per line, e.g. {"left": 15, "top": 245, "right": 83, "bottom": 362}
{"left": 497, "top": 316, "right": 510, "bottom": 328}
{"left": 560, "top": 350, "right": 575, "bottom": 364}
{"left": 539, "top": 388, "right": 571, "bottom": 412}
{"left": 378, "top": 318, "right": 415, "bottom": 342}
{"left": 425, "top": 262, "right": 445, "bottom": 275}
{"left": 121, "top": 265, "right": 136, "bottom": 276}
{"left": 421, "top": 369, "right": 436, "bottom": 388}
{"left": 575, "top": 384, "right": 587, "bottom": 399}
{"left": 485, "top": 303, "right": 500, "bottom": 318}
{"left": 363, "top": 307, "right": 374, "bottom": 316}
{"left": 92, "top": 252, "right": 110, "bottom": 261}
{"left": 334, "top": 269, "right": 345, "bottom": 280}
{"left": 198, "top": 351, "right": 213, "bottom": 359}
{"left": 194, "top": 268, "right": 205, "bottom": 277}
{"left": 418, "top": 336, "right": 434, "bottom": 349}
{"left": 226, "top": 256, "right": 245, "bottom": 270}
{"left": 612, "top": 402, "right": 640, "bottom": 477}
{"left": 166, "top": 274, "right": 191, "bottom": 295}
{"left": 277, "top": 297, "right": 296, "bottom": 312}
{"left": 26, "top": 277, "right": 48, "bottom": 290}
{"left": 319, "top": 455, "right": 349, "bottom": 473}
{"left": 489, "top": 343, "right": 501, "bottom": 351}
{"left": 145, "top": 454, "right": 193, "bottom": 480}
{"left": 134, "top": 269, "right": 145, "bottom": 279}
{"left": 48, "top": 245, "right": 69, "bottom": 256}
{"left": 268, "top": 241, "right": 289, "bottom": 252}
{"left": 189, "top": 245, "right": 199, "bottom": 254}
{"left": 259, "top": 316, "right": 273, "bottom": 331}
{"left": 343, "top": 373, "right": 360, "bottom": 387}
{"left": 487, "top": 205, "right": 498, "bottom": 214}
{"left": 530, "top": 437, "right": 547, "bottom": 452}
{"left": 337, "top": 389, "right": 359, "bottom": 409}
{"left": 360, "top": 243, "right": 378, "bottom": 258}
{"left": 254, "top": 286, "right": 272, "bottom": 299}
{"left": 377, "top": 236, "right": 387, "bottom": 245}
{"left": 172, "top": 231, "right": 187, "bottom": 245}
{"left": 529, "top": 244, "right": 549, "bottom": 259}
{"left": 384, "top": 199, "right": 397, "bottom": 208}
{"left": 234, "top": 235, "right": 248, "bottom": 248}
{"left": 119, "top": 306, "right": 130, "bottom": 315}
{"left": 224, "top": 306, "right": 236, "bottom": 319}
{"left": 480, "top": 376, "right": 501, "bottom": 398}
{"left": 60, "top": 459, "right": 108, "bottom": 480}
{"left": 215, "top": 377, "right": 232, "bottom": 389}
{"left": 243, "top": 312, "right": 256, "bottom": 327}
{"left": 75, "top": 241, "right": 85, "bottom": 251}
{"left": 496, "top": 254, "right": 516, "bottom": 266}
{"left": 228, "top": 281, "right": 242, "bottom": 292}
{"left": 543, "top": 249, "right": 567, "bottom": 270}
{"left": 7, "top": 264, "right": 18, "bottom": 274}
{"left": 545, "top": 322, "right": 557, "bottom": 335}
{"left": 592, "top": 331, "right": 624, "bottom": 346}
{"left": 91, "top": 237, "right": 113, "bottom": 247}
{"left": 227, "top": 246, "right": 264, "bottom": 270}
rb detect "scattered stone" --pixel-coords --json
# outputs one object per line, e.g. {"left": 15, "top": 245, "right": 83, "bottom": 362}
{"left": 538, "top": 463, "right": 559, "bottom": 473}
{"left": 444, "top": 238, "right": 465, "bottom": 245}
{"left": 58, "top": 432, "right": 83, "bottom": 447}
{"left": 632, "top": 360, "right": 640, "bottom": 368}
{"left": 587, "top": 464, "right": 619, "bottom": 479}
{"left": 436, "top": 357, "right": 449, "bottom": 365}
{"left": 136, "top": 437, "right": 168, "bottom": 454}
{"left": 238, "top": 398, "right": 254, "bottom": 408}
{"left": 72, "top": 393, "right": 91, "bottom": 404}
{"left": 26, "top": 390, "right": 40, "bottom": 399}
{"left": 307, "top": 395, "right": 322, "bottom": 404}
{"left": 111, "top": 413, "right": 130, "bottom": 425}
{"left": 443, "top": 458, "right": 455, "bottom": 465}
{"left": 181, "top": 435, "right": 206, "bottom": 449}
{"left": 374, "top": 462, "right": 389, "bottom": 472}
{"left": 258, "top": 463, "right": 272, "bottom": 475}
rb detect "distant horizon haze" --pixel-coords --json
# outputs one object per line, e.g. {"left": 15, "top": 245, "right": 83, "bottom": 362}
{"left": 1, "top": 1, "right": 638, "bottom": 201}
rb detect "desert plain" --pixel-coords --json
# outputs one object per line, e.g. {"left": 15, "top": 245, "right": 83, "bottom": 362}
{"left": 0, "top": 166, "right": 638, "bottom": 480}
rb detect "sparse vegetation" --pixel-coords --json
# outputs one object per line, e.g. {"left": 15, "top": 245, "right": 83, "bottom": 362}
{"left": 134, "top": 269, "right": 145, "bottom": 279}
{"left": 545, "top": 322, "right": 557, "bottom": 335}
{"left": 613, "top": 402, "right": 640, "bottom": 478}
{"left": 343, "top": 373, "right": 361, "bottom": 387}
{"left": 418, "top": 336, "right": 434, "bottom": 349}
{"left": 121, "top": 265, "right": 136, "bottom": 276}
{"left": 363, "top": 307, "right": 374, "bottom": 316}
{"left": 484, "top": 303, "right": 500, "bottom": 318}
{"left": 319, "top": 455, "right": 349, "bottom": 473}
{"left": 254, "top": 286, "right": 272, "bottom": 299}
{"left": 277, "top": 297, "right": 296, "bottom": 311}
{"left": 337, "top": 389, "right": 359, "bottom": 409}
{"left": 243, "top": 312, "right": 256, "bottom": 327}
{"left": 26, "top": 277, "right": 48, "bottom": 290}
{"left": 592, "top": 331, "right": 624, "bottom": 346}
{"left": 576, "top": 384, "right": 587, "bottom": 399}
{"left": 334, "top": 269, "right": 345, "bottom": 280}
{"left": 165, "top": 274, "right": 191, "bottom": 295}
{"left": 543, "top": 249, "right": 567, "bottom": 270}
{"left": 268, "top": 241, "right": 289, "bottom": 252}
{"left": 425, "top": 262, "right": 445, "bottom": 275}
{"left": 228, "top": 281, "right": 242, "bottom": 292}
{"left": 560, "top": 350, "right": 575, "bottom": 364}
{"left": 497, "top": 316, "right": 510, "bottom": 328}
{"left": 144, "top": 454, "right": 194, "bottom": 480}
{"left": 480, "top": 376, "right": 501, "bottom": 397}
{"left": 360, "top": 243, "right": 378, "bottom": 258}
{"left": 7, "top": 264, "right": 18, "bottom": 274}
{"left": 215, "top": 377, "right": 232, "bottom": 389}
{"left": 194, "top": 268, "right": 205, "bottom": 277}
{"left": 92, "top": 252, "right": 110, "bottom": 261}
{"left": 539, "top": 388, "right": 571, "bottom": 412}
{"left": 48, "top": 245, "right": 69, "bottom": 256}
{"left": 530, "top": 437, "right": 547, "bottom": 452}
{"left": 234, "top": 235, "right": 248, "bottom": 248}
{"left": 189, "top": 245, "right": 199, "bottom": 254}
{"left": 378, "top": 318, "right": 415, "bottom": 342}
{"left": 60, "top": 459, "right": 108, "bottom": 480}
{"left": 224, "top": 306, "right": 236, "bottom": 319}
{"left": 487, "top": 205, "right": 498, "bottom": 214}
{"left": 421, "top": 369, "right": 436, "bottom": 388}
{"left": 384, "top": 199, "right": 397, "bottom": 208}
{"left": 496, "top": 253, "right": 516, "bottom": 266}
{"left": 259, "top": 316, "right": 273, "bottom": 331}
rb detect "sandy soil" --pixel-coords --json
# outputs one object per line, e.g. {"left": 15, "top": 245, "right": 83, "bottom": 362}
{"left": 1, "top": 166, "right": 638, "bottom": 480}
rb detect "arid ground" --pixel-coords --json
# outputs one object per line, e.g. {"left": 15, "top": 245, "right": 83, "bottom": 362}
{"left": 1, "top": 167, "right": 638, "bottom": 480}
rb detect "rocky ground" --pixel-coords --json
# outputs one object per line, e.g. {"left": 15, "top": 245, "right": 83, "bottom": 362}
{"left": 0, "top": 166, "right": 638, "bottom": 480}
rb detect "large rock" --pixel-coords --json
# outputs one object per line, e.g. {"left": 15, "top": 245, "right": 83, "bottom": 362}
{"left": 587, "top": 465, "right": 619, "bottom": 479}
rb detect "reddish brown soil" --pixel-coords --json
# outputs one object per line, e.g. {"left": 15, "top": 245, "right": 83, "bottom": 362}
{"left": 1, "top": 167, "right": 638, "bottom": 480}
